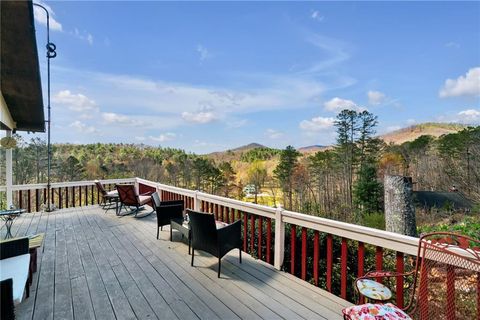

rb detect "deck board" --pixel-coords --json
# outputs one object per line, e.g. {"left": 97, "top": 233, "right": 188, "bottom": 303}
{"left": 10, "top": 206, "right": 350, "bottom": 320}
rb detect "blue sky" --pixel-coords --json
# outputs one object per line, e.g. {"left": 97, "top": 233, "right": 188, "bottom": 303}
{"left": 28, "top": 1, "right": 480, "bottom": 153}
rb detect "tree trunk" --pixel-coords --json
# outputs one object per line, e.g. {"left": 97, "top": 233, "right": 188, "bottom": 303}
{"left": 384, "top": 175, "right": 417, "bottom": 237}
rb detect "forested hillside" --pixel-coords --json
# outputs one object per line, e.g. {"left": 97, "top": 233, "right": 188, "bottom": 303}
{"left": 1, "top": 111, "right": 478, "bottom": 229}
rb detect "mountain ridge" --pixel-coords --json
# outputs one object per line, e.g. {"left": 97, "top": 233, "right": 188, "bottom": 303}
{"left": 207, "top": 122, "right": 467, "bottom": 156}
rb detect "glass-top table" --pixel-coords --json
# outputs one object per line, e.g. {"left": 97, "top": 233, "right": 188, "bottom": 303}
{"left": 0, "top": 209, "right": 26, "bottom": 239}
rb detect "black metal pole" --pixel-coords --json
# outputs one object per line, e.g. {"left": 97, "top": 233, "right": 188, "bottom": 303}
{"left": 33, "top": 3, "right": 56, "bottom": 212}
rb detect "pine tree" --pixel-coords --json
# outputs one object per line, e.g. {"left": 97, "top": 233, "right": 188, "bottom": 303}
{"left": 274, "top": 146, "right": 300, "bottom": 210}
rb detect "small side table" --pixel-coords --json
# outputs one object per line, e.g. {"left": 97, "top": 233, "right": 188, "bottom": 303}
{"left": 170, "top": 218, "right": 191, "bottom": 254}
{"left": 28, "top": 233, "right": 45, "bottom": 273}
{"left": 0, "top": 209, "right": 26, "bottom": 239}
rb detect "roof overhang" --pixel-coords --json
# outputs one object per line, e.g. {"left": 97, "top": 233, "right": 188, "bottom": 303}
{"left": 1, "top": 0, "right": 45, "bottom": 132}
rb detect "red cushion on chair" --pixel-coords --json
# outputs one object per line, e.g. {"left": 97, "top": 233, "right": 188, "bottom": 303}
{"left": 342, "top": 303, "right": 411, "bottom": 320}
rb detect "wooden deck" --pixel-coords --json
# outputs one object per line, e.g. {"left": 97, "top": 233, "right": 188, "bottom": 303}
{"left": 3, "top": 206, "right": 351, "bottom": 320}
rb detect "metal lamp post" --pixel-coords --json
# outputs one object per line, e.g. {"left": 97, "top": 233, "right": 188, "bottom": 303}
{"left": 33, "top": 3, "right": 56, "bottom": 212}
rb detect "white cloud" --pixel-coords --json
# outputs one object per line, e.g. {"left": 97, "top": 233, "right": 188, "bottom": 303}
{"left": 367, "top": 90, "right": 386, "bottom": 106}
{"left": 299, "top": 117, "right": 335, "bottom": 132}
{"left": 69, "top": 121, "right": 97, "bottom": 133}
{"left": 302, "top": 34, "right": 350, "bottom": 73}
{"left": 53, "top": 90, "right": 98, "bottom": 112}
{"left": 445, "top": 42, "right": 460, "bottom": 48}
{"left": 266, "top": 129, "right": 284, "bottom": 139}
{"left": 406, "top": 119, "right": 416, "bottom": 125}
{"left": 53, "top": 54, "right": 330, "bottom": 121}
{"left": 87, "top": 34, "right": 94, "bottom": 45}
{"left": 33, "top": 1, "right": 63, "bottom": 31}
{"left": 457, "top": 109, "right": 480, "bottom": 123}
{"left": 197, "top": 45, "right": 211, "bottom": 62}
{"left": 311, "top": 10, "right": 324, "bottom": 22}
{"left": 73, "top": 28, "right": 94, "bottom": 45}
{"left": 385, "top": 125, "right": 402, "bottom": 132}
{"left": 226, "top": 119, "right": 248, "bottom": 128}
{"left": 439, "top": 67, "right": 480, "bottom": 98}
{"left": 182, "top": 111, "right": 218, "bottom": 124}
{"left": 149, "top": 133, "right": 176, "bottom": 142}
{"left": 324, "top": 97, "right": 362, "bottom": 112}
{"left": 101, "top": 112, "right": 143, "bottom": 126}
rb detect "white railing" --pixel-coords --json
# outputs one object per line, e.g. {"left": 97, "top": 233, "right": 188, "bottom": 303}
{"left": 135, "top": 178, "right": 419, "bottom": 266}
{"left": 0, "top": 178, "right": 135, "bottom": 192}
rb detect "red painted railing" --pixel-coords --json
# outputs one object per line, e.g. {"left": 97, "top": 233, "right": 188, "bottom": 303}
{"left": 283, "top": 222, "right": 410, "bottom": 304}
{"left": 198, "top": 199, "right": 273, "bottom": 264}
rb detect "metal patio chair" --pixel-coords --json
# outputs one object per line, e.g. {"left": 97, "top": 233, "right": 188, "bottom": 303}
{"left": 342, "top": 232, "right": 480, "bottom": 319}
{"left": 116, "top": 184, "right": 153, "bottom": 217}
{"left": 94, "top": 180, "right": 118, "bottom": 211}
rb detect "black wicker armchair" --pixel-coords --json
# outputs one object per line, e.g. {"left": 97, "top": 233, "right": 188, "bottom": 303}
{"left": 0, "top": 237, "right": 31, "bottom": 319}
{"left": 151, "top": 192, "right": 184, "bottom": 239}
{"left": 1, "top": 278, "right": 14, "bottom": 320}
{"left": 188, "top": 209, "right": 242, "bottom": 278}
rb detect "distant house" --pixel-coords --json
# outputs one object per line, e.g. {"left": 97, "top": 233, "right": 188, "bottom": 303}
{"left": 413, "top": 191, "right": 473, "bottom": 211}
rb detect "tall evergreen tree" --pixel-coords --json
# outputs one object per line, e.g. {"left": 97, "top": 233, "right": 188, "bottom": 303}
{"left": 247, "top": 160, "right": 267, "bottom": 204}
{"left": 274, "top": 146, "right": 300, "bottom": 210}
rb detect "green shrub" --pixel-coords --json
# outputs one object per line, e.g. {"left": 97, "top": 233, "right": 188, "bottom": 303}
{"left": 361, "top": 212, "right": 385, "bottom": 230}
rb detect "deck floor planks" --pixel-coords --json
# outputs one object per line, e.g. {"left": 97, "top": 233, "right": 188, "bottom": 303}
{"left": 32, "top": 212, "right": 56, "bottom": 320}
{"left": 113, "top": 223, "right": 242, "bottom": 320}
{"left": 111, "top": 210, "right": 341, "bottom": 320}
{"left": 53, "top": 211, "right": 74, "bottom": 320}
{"left": 75, "top": 206, "right": 138, "bottom": 320}
{"left": 13, "top": 206, "right": 349, "bottom": 320}
{"left": 122, "top": 220, "right": 265, "bottom": 320}
{"left": 128, "top": 214, "right": 320, "bottom": 320}
{"left": 127, "top": 216, "right": 287, "bottom": 320}
{"left": 101, "top": 221, "right": 198, "bottom": 320}
{"left": 71, "top": 207, "right": 118, "bottom": 320}
{"left": 65, "top": 207, "right": 96, "bottom": 320}
{"left": 108, "top": 223, "right": 220, "bottom": 320}
{"left": 82, "top": 209, "right": 163, "bottom": 320}
{"left": 90, "top": 217, "right": 181, "bottom": 320}
{"left": 123, "top": 221, "right": 275, "bottom": 320}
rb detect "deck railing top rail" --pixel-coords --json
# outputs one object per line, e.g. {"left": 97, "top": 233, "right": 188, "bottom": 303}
{"left": 0, "top": 178, "right": 136, "bottom": 192}
{"left": 137, "top": 177, "right": 277, "bottom": 219}
{"left": 137, "top": 177, "right": 418, "bottom": 255}
{"left": 282, "top": 210, "right": 419, "bottom": 255}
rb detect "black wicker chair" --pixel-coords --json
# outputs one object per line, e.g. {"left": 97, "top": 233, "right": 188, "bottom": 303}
{"left": 0, "top": 237, "right": 31, "bottom": 317}
{"left": 1, "top": 278, "right": 14, "bottom": 320}
{"left": 151, "top": 192, "right": 184, "bottom": 239}
{"left": 188, "top": 209, "right": 242, "bottom": 278}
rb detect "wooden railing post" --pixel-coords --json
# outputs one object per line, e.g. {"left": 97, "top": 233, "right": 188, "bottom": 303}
{"left": 274, "top": 206, "right": 285, "bottom": 270}
{"left": 194, "top": 191, "right": 200, "bottom": 211}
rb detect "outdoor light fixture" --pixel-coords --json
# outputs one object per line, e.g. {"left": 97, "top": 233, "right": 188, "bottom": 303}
{"left": 33, "top": 2, "right": 57, "bottom": 212}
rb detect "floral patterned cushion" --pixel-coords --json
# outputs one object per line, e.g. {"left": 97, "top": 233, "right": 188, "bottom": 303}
{"left": 342, "top": 303, "right": 411, "bottom": 320}
{"left": 356, "top": 279, "right": 392, "bottom": 300}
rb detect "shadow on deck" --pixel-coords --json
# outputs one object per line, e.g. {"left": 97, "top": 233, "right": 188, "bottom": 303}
{"left": 5, "top": 206, "right": 350, "bottom": 320}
